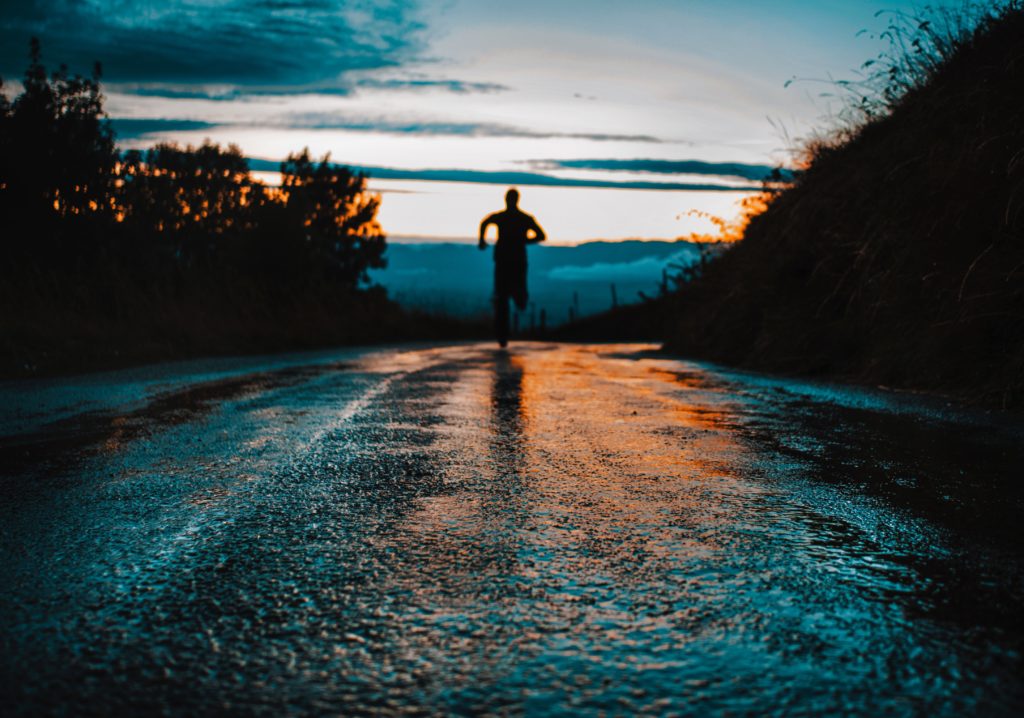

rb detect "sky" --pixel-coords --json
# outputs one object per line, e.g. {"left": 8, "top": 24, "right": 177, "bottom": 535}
{"left": 0, "top": 0, "right": 974, "bottom": 242}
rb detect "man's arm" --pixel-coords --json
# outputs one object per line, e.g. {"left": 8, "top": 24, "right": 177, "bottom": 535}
{"left": 527, "top": 215, "right": 546, "bottom": 244}
{"left": 479, "top": 214, "right": 496, "bottom": 250}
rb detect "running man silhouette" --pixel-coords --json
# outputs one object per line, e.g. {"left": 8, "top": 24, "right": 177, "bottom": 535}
{"left": 479, "top": 188, "right": 546, "bottom": 347}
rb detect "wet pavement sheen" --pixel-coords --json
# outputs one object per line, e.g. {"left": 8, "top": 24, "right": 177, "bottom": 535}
{"left": 1, "top": 343, "right": 1022, "bottom": 716}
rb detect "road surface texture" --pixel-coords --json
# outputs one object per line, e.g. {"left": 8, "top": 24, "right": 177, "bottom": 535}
{"left": 1, "top": 343, "right": 1022, "bottom": 716}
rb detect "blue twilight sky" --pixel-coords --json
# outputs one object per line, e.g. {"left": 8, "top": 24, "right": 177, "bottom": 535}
{"left": 0, "top": 0, "right": 979, "bottom": 241}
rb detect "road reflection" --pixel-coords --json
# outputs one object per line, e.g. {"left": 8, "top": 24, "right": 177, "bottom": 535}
{"left": 2, "top": 343, "right": 1021, "bottom": 715}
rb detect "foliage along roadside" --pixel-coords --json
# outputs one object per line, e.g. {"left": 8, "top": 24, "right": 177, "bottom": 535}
{"left": 0, "top": 40, "right": 482, "bottom": 377}
{"left": 661, "top": 2, "right": 1024, "bottom": 408}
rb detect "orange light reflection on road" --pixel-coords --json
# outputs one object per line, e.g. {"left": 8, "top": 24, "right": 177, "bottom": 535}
{"left": 390, "top": 344, "right": 762, "bottom": 609}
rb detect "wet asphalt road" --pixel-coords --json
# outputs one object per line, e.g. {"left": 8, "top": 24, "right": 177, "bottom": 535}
{"left": 1, "top": 342, "right": 1022, "bottom": 716}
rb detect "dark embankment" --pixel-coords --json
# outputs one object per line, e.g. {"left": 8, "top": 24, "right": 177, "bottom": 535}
{"left": 662, "top": 5, "right": 1024, "bottom": 407}
{"left": 549, "top": 296, "right": 669, "bottom": 343}
{"left": 0, "top": 275, "right": 483, "bottom": 378}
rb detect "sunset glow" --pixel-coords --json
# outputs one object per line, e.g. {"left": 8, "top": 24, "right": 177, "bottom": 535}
{"left": 0, "top": 0, "right": 971, "bottom": 242}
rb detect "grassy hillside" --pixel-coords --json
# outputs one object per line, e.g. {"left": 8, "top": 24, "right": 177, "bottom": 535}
{"left": 662, "top": 3, "right": 1024, "bottom": 407}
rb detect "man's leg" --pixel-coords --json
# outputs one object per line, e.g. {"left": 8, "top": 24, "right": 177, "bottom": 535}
{"left": 511, "top": 284, "right": 528, "bottom": 313}
{"left": 511, "top": 262, "right": 529, "bottom": 313}
{"left": 495, "top": 261, "right": 525, "bottom": 347}
{"left": 510, "top": 270, "right": 528, "bottom": 341}
{"left": 494, "top": 291, "right": 510, "bottom": 348}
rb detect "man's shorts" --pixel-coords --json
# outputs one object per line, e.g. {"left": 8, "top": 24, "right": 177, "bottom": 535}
{"left": 495, "top": 262, "right": 528, "bottom": 310}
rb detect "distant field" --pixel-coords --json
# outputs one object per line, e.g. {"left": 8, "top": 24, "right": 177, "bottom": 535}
{"left": 371, "top": 239, "right": 703, "bottom": 325}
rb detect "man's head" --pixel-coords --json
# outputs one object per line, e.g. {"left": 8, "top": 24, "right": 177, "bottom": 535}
{"left": 505, "top": 188, "right": 519, "bottom": 209}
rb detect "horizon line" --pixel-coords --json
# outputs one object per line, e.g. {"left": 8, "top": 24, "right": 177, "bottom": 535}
{"left": 387, "top": 235, "right": 723, "bottom": 246}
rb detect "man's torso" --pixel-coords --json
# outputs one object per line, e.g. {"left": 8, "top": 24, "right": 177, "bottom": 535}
{"left": 488, "top": 209, "right": 537, "bottom": 264}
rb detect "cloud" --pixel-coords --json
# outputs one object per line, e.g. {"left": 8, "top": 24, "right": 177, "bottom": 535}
{"left": 105, "top": 110, "right": 668, "bottom": 143}
{"left": 273, "top": 113, "right": 665, "bottom": 142}
{"left": 245, "top": 159, "right": 755, "bottom": 192}
{"left": 101, "top": 109, "right": 671, "bottom": 145}
{"left": 531, "top": 158, "right": 793, "bottom": 182}
{"left": 355, "top": 78, "right": 510, "bottom": 94}
{"left": 108, "top": 75, "right": 509, "bottom": 101}
{"left": 109, "top": 82, "right": 358, "bottom": 101}
{"left": 108, "top": 118, "right": 220, "bottom": 139}
{"left": 108, "top": 85, "right": 250, "bottom": 101}
{"left": 546, "top": 248, "right": 702, "bottom": 283}
{"left": 0, "top": 0, "right": 425, "bottom": 87}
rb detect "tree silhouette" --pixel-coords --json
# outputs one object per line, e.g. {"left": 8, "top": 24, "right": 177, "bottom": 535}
{"left": 1, "top": 39, "right": 388, "bottom": 287}
{"left": 0, "top": 39, "right": 409, "bottom": 373}
{"left": 1, "top": 39, "right": 116, "bottom": 264}
{"left": 117, "top": 142, "right": 268, "bottom": 269}
{"left": 280, "top": 149, "right": 387, "bottom": 288}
